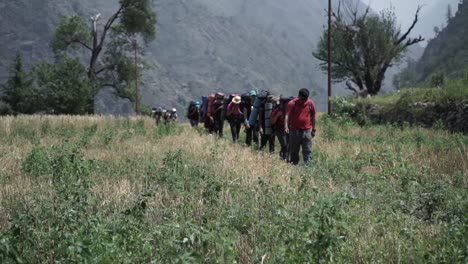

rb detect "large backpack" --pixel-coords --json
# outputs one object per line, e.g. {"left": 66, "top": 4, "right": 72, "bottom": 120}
{"left": 225, "top": 93, "right": 240, "bottom": 122}
{"left": 187, "top": 101, "right": 196, "bottom": 118}
{"left": 248, "top": 90, "right": 270, "bottom": 126}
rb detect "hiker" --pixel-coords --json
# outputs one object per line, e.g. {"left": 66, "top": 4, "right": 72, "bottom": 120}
{"left": 258, "top": 95, "right": 276, "bottom": 152}
{"left": 226, "top": 95, "right": 243, "bottom": 143}
{"left": 205, "top": 94, "right": 216, "bottom": 133}
{"left": 152, "top": 106, "right": 163, "bottom": 125}
{"left": 284, "top": 88, "right": 317, "bottom": 165}
{"left": 170, "top": 108, "right": 178, "bottom": 122}
{"left": 209, "top": 92, "right": 225, "bottom": 137}
{"left": 187, "top": 101, "right": 201, "bottom": 127}
{"left": 272, "top": 97, "right": 289, "bottom": 160}
{"left": 243, "top": 90, "right": 259, "bottom": 146}
{"left": 163, "top": 109, "right": 171, "bottom": 124}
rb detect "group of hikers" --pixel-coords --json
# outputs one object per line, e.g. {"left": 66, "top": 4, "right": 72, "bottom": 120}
{"left": 184, "top": 88, "right": 317, "bottom": 165}
{"left": 151, "top": 107, "right": 178, "bottom": 125}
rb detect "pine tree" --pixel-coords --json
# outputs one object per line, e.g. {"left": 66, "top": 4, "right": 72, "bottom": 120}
{"left": 446, "top": 4, "right": 453, "bottom": 22}
{"left": 1, "top": 51, "right": 40, "bottom": 114}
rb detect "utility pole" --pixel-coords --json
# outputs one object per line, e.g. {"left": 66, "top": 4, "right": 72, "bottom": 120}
{"left": 133, "top": 39, "right": 139, "bottom": 115}
{"left": 328, "top": 0, "right": 332, "bottom": 115}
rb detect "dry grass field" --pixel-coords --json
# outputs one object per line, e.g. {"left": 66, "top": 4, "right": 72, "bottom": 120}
{"left": 0, "top": 115, "right": 466, "bottom": 263}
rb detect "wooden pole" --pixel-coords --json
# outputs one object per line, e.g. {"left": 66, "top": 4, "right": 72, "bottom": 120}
{"left": 328, "top": 0, "right": 332, "bottom": 115}
{"left": 133, "top": 39, "right": 139, "bottom": 115}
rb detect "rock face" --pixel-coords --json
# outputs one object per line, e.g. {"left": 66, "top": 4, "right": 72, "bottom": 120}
{"left": 0, "top": 0, "right": 366, "bottom": 114}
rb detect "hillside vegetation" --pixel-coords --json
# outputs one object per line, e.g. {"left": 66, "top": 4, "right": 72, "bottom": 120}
{"left": 333, "top": 77, "right": 468, "bottom": 133}
{"left": 396, "top": 1, "right": 468, "bottom": 87}
{"left": 0, "top": 116, "right": 467, "bottom": 263}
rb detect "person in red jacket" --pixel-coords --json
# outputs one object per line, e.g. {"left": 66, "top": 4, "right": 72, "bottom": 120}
{"left": 284, "top": 88, "right": 317, "bottom": 165}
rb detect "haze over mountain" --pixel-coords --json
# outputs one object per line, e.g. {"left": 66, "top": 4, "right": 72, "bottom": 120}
{"left": 0, "top": 0, "right": 426, "bottom": 114}
{"left": 369, "top": 0, "right": 460, "bottom": 46}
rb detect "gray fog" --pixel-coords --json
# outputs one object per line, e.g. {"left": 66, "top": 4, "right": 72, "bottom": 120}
{"left": 368, "top": 0, "right": 460, "bottom": 45}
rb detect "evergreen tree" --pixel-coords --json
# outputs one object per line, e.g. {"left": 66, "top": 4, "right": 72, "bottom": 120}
{"left": 446, "top": 4, "right": 453, "bottom": 22}
{"left": 35, "top": 57, "right": 95, "bottom": 115}
{"left": 1, "top": 51, "right": 41, "bottom": 114}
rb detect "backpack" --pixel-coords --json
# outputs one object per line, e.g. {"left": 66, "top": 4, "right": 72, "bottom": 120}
{"left": 187, "top": 101, "right": 196, "bottom": 118}
{"left": 225, "top": 94, "right": 240, "bottom": 122}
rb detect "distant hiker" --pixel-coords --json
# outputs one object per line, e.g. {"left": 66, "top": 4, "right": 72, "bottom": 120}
{"left": 170, "top": 108, "right": 178, "bottom": 122}
{"left": 258, "top": 95, "right": 276, "bottom": 153}
{"left": 272, "top": 96, "right": 290, "bottom": 160}
{"left": 163, "top": 109, "right": 171, "bottom": 124}
{"left": 152, "top": 106, "right": 163, "bottom": 125}
{"left": 226, "top": 95, "right": 243, "bottom": 143}
{"left": 205, "top": 94, "right": 216, "bottom": 132}
{"left": 207, "top": 93, "right": 224, "bottom": 137}
{"left": 284, "top": 88, "right": 317, "bottom": 165}
{"left": 187, "top": 101, "right": 201, "bottom": 127}
{"left": 211, "top": 92, "right": 225, "bottom": 137}
{"left": 243, "top": 90, "right": 259, "bottom": 146}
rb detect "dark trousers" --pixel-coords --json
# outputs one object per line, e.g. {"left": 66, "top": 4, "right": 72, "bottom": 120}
{"left": 289, "top": 129, "right": 312, "bottom": 165}
{"left": 260, "top": 133, "right": 275, "bottom": 153}
{"left": 275, "top": 129, "right": 288, "bottom": 160}
{"left": 246, "top": 125, "right": 259, "bottom": 147}
{"left": 229, "top": 117, "right": 242, "bottom": 143}
{"left": 189, "top": 118, "right": 199, "bottom": 127}
{"left": 213, "top": 118, "right": 224, "bottom": 137}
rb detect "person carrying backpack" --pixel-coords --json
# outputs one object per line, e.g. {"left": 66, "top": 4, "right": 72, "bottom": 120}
{"left": 152, "top": 106, "right": 163, "bottom": 125}
{"left": 226, "top": 95, "right": 243, "bottom": 143}
{"left": 170, "top": 108, "right": 178, "bottom": 122}
{"left": 209, "top": 92, "right": 225, "bottom": 137}
{"left": 271, "top": 97, "right": 288, "bottom": 160}
{"left": 243, "top": 90, "right": 259, "bottom": 147}
{"left": 187, "top": 101, "right": 200, "bottom": 127}
{"left": 284, "top": 88, "right": 317, "bottom": 165}
{"left": 258, "top": 95, "right": 276, "bottom": 153}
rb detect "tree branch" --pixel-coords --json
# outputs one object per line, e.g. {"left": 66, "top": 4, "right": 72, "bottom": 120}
{"left": 95, "top": 66, "right": 114, "bottom": 75}
{"left": 346, "top": 80, "right": 358, "bottom": 94}
{"left": 73, "top": 39, "right": 92, "bottom": 51}
{"left": 395, "top": 5, "right": 423, "bottom": 45}
{"left": 404, "top": 35, "right": 424, "bottom": 47}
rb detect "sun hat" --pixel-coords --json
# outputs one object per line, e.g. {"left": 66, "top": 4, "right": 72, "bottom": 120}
{"left": 232, "top": 96, "right": 241, "bottom": 104}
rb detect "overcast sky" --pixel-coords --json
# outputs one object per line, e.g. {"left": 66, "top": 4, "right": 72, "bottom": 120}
{"left": 370, "top": 0, "right": 437, "bottom": 27}
{"left": 367, "top": 0, "right": 438, "bottom": 28}
{"left": 366, "top": 0, "right": 463, "bottom": 45}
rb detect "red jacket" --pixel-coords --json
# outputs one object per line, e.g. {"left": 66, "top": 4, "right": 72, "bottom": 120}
{"left": 286, "top": 97, "right": 316, "bottom": 130}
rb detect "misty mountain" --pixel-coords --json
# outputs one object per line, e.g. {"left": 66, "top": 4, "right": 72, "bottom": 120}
{"left": 416, "top": 0, "right": 460, "bottom": 45}
{"left": 1, "top": 0, "right": 416, "bottom": 114}
{"left": 396, "top": 0, "right": 468, "bottom": 86}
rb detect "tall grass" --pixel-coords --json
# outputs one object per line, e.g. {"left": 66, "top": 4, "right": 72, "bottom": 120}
{"left": 0, "top": 115, "right": 467, "bottom": 263}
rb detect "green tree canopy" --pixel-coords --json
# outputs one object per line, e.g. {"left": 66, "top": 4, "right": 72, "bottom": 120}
{"left": 35, "top": 57, "right": 95, "bottom": 115}
{"left": 52, "top": 0, "right": 157, "bottom": 113}
{"left": 314, "top": 2, "right": 424, "bottom": 96}
{"left": 1, "top": 52, "right": 41, "bottom": 114}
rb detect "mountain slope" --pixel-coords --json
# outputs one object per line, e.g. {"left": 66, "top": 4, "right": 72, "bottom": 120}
{"left": 1, "top": 0, "right": 368, "bottom": 113}
{"left": 396, "top": 0, "right": 468, "bottom": 86}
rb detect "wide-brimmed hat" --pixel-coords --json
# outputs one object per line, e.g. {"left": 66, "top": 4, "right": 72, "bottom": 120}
{"left": 232, "top": 96, "right": 241, "bottom": 104}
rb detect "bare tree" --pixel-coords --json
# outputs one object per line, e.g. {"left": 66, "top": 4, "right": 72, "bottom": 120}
{"left": 314, "top": 1, "right": 424, "bottom": 96}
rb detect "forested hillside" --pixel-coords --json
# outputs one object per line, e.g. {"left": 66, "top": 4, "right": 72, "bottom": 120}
{"left": 0, "top": 0, "right": 352, "bottom": 114}
{"left": 396, "top": 0, "right": 468, "bottom": 87}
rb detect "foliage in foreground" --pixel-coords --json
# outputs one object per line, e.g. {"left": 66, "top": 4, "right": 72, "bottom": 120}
{"left": 0, "top": 116, "right": 467, "bottom": 263}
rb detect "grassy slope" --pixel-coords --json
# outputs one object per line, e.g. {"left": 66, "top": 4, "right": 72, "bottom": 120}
{"left": 0, "top": 116, "right": 467, "bottom": 263}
